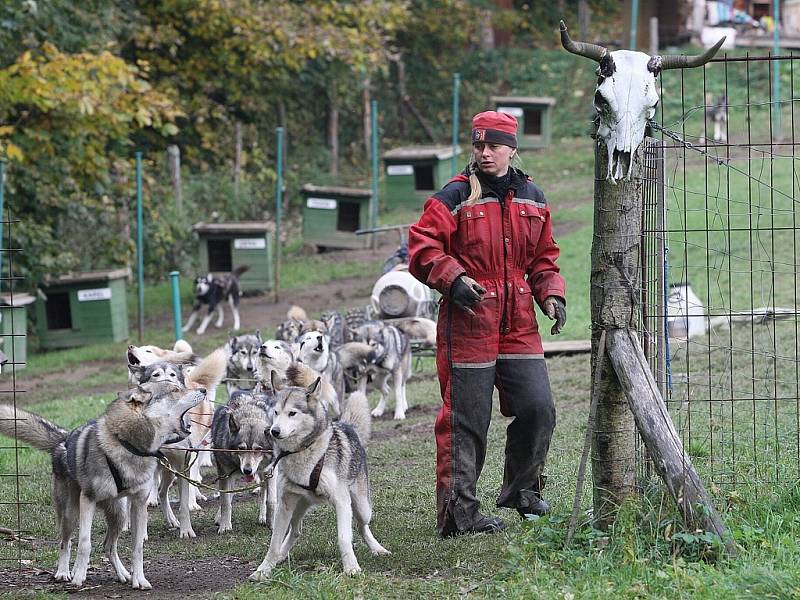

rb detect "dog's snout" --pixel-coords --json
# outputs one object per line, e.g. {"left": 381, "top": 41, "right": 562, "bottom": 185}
{"left": 198, "top": 387, "right": 207, "bottom": 395}
{"left": 270, "top": 426, "right": 281, "bottom": 438}
{"left": 242, "top": 465, "right": 253, "bottom": 475}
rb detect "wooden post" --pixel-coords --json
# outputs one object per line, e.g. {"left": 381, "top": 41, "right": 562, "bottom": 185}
{"left": 605, "top": 329, "right": 737, "bottom": 556}
{"left": 167, "top": 145, "right": 182, "bottom": 212}
{"left": 233, "top": 122, "right": 242, "bottom": 199}
{"left": 590, "top": 144, "right": 640, "bottom": 528}
{"left": 649, "top": 17, "right": 659, "bottom": 55}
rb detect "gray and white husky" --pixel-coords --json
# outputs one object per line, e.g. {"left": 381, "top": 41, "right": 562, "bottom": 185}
{"left": 255, "top": 339, "right": 295, "bottom": 389}
{"left": 296, "top": 330, "right": 345, "bottom": 406}
{"left": 0, "top": 383, "right": 205, "bottom": 589}
{"left": 249, "top": 372, "right": 389, "bottom": 581}
{"left": 211, "top": 390, "right": 275, "bottom": 533}
{"left": 353, "top": 322, "right": 412, "bottom": 420}
{"left": 225, "top": 331, "right": 263, "bottom": 395}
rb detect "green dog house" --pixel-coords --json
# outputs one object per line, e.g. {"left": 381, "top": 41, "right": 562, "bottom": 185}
{"left": 193, "top": 221, "right": 274, "bottom": 293}
{"left": 0, "top": 293, "right": 35, "bottom": 371}
{"left": 36, "top": 269, "right": 130, "bottom": 350}
{"left": 300, "top": 184, "right": 371, "bottom": 250}
{"left": 492, "top": 96, "right": 556, "bottom": 149}
{"left": 382, "top": 145, "right": 461, "bottom": 209}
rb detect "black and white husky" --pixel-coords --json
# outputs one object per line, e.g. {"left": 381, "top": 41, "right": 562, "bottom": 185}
{"left": 249, "top": 372, "right": 389, "bottom": 581}
{"left": 183, "top": 265, "right": 249, "bottom": 335}
{"left": 0, "top": 383, "right": 205, "bottom": 589}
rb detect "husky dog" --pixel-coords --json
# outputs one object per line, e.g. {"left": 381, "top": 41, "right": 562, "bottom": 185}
{"left": 126, "top": 340, "right": 198, "bottom": 380}
{"left": 335, "top": 342, "right": 376, "bottom": 393}
{"left": 255, "top": 339, "right": 295, "bottom": 390}
{"left": 394, "top": 317, "right": 437, "bottom": 348}
{"left": 704, "top": 92, "right": 728, "bottom": 143}
{"left": 353, "top": 322, "right": 412, "bottom": 420}
{"left": 183, "top": 265, "right": 249, "bottom": 335}
{"left": 0, "top": 383, "right": 205, "bottom": 589}
{"left": 297, "top": 331, "right": 345, "bottom": 405}
{"left": 249, "top": 376, "right": 388, "bottom": 581}
{"left": 344, "top": 307, "right": 369, "bottom": 342}
{"left": 320, "top": 310, "right": 345, "bottom": 348}
{"left": 211, "top": 390, "right": 275, "bottom": 533}
{"left": 133, "top": 349, "right": 227, "bottom": 538}
{"left": 284, "top": 363, "right": 340, "bottom": 417}
{"left": 225, "top": 331, "right": 263, "bottom": 395}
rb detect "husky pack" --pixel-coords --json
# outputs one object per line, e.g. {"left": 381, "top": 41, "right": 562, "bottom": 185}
{"left": 0, "top": 383, "right": 205, "bottom": 589}
{"left": 183, "top": 265, "right": 249, "bottom": 335}
{"left": 249, "top": 374, "right": 388, "bottom": 581}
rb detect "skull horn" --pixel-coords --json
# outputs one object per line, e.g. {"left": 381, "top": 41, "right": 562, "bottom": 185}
{"left": 559, "top": 20, "right": 608, "bottom": 62}
{"left": 660, "top": 37, "right": 726, "bottom": 70}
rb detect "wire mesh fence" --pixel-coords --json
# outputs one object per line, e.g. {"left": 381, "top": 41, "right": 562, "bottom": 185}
{"left": 0, "top": 211, "right": 32, "bottom": 572}
{"left": 641, "top": 53, "right": 800, "bottom": 490}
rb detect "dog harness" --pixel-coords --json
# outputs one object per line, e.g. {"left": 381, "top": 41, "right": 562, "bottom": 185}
{"left": 107, "top": 436, "right": 170, "bottom": 494}
{"left": 269, "top": 449, "right": 326, "bottom": 493}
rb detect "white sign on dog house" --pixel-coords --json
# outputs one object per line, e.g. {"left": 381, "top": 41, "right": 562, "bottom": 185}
{"left": 77, "top": 288, "right": 112, "bottom": 302}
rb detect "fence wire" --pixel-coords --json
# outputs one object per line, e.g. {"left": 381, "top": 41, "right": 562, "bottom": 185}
{"left": 0, "top": 211, "right": 31, "bottom": 573}
{"left": 640, "top": 53, "right": 800, "bottom": 490}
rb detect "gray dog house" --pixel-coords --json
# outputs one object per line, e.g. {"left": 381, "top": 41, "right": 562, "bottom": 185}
{"left": 0, "top": 293, "right": 35, "bottom": 371}
{"left": 35, "top": 268, "right": 130, "bottom": 350}
{"left": 492, "top": 96, "right": 556, "bottom": 149}
{"left": 300, "top": 184, "right": 371, "bottom": 250}
{"left": 193, "top": 222, "right": 274, "bottom": 293}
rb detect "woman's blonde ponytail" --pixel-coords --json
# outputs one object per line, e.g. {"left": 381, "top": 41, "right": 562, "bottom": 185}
{"left": 467, "top": 161, "right": 482, "bottom": 207}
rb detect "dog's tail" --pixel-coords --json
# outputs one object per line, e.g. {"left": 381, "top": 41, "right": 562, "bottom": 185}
{"left": 232, "top": 265, "right": 250, "bottom": 278}
{"left": 341, "top": 391, "right": 370, "bottom": 444}
{"left": 186, "top": 347, "right": 228, "bottom": 390}
{"left": 286, "top": 362, "right": 340, "bottom": 417}
{"left": 173, "top": 339, "right": 193, "bottom": 354}
{"left": 335, "top": 342, "right": 375, "bottom": 369}
{"left": 287, "top": 305, "right": 308, "bottom": 322}
{"left": 0, "top": 404, "right": 68, "bottom": 452}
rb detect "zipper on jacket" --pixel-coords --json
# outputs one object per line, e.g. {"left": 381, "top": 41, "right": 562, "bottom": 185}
{"left": 500, "top": 192, "right": 509, "bottom": 334}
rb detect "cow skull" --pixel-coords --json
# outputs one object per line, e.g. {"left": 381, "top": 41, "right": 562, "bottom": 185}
{"left": 560, "top": 21, "right": 725, "bottom": 182}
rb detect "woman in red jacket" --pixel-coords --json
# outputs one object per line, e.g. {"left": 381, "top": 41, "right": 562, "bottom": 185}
{"left": 408, "top": 111, "right": 566, "bottom": 537}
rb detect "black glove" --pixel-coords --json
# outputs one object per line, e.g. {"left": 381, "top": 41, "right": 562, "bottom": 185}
{"left": 543, "top": 296, "right": 566, "bottom": 335}
{"left": 450, "top": 275, "right": 486, "bottom": 313}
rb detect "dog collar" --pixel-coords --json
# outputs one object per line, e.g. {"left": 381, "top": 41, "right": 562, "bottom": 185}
{"left": 267, "top": 449, "right": 325, "bottom": 493}
{"left": 117, "top": 436, "right": 168, "bottom": 462}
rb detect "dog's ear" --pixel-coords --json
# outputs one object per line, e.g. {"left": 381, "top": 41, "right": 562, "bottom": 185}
{"left": 230, "top": 336, "right": 238, "bottom": 351}
{"left": 128, "top": 363, "right": 145, "bottom": 382}
{"left": 306, "top": 377, "right": 321, "bottom": 400}
{"left": 255, "top": 329, "right": 262, "bottom": 344}
{"left": 120, "top": 387, "right": 151, "bottom": 407}
{"left": 228, "top": 412, "right": 240, "bottom": 436}
{"left": 270, "top": 370, "right": 284, "bottom": 392}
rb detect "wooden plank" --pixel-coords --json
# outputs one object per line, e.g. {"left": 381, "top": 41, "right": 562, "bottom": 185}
{"left": 542, "top": 339, "right": 591, "bottom": 355}
{"left": 605, "top": 328, "right": 737, "bottom": 556}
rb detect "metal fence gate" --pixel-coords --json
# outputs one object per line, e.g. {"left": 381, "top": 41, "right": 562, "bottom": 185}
{"left": 641, "top": 53, "right": 800, "bottom": 491}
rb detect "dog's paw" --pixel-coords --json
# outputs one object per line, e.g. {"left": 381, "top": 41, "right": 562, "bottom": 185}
{"left": 393, "top": 412, "right": 406, "bottom": 421}
{"left": 53, "top": 570, "right": 71, "bottom": 582}
{"left": 248, "top": 568, "right": 273, "bottom": 582}
{"left": 114, "top": 567, "right": 132, "bottom": 583}
{"left": 166, "top": 515, "right": 180, "bottom": 529}
{"left": 69, "top": 572, "right": 86, "bottom": 587}
{"left": 179, "top": 526, "right": 196, "bottom": 539}
{"left": 131, "top": 575, "right": 152, "bottom": 590}
{"left": 186, "top": 501, "right": 202, "bottom": 512}
{"left": 258, "top": 514, "right": 269, "bottom": 526}
{"left": 343, "top": 563, "right": 362, "bottom": 576}
{"left": 217, "top": 521, "right": 233, "bottom": 534}
{"left": 370, "top": 407, "right": 384, "bottom": 418}
{"left": 371, "top": 546, "right": 391, "bottom": 556}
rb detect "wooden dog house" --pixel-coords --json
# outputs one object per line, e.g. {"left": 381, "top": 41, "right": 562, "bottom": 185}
{"left": 382, "top": 146, "right": 461, "bottom": 209}
{"left": 492, "top": 96, "right": 556, "bottom": 149}
{"left": 300, "top": 184, "right": 371, "bottom": 250}
{"left": 35, "top": 269, "right": 129, "bottom": 350}
{"left": 193, "top": 222, "right": 274, "bottom": 293}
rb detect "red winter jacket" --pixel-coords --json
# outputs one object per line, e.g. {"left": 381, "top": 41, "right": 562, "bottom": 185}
{"left": 408, "top": 167, "right": 565, "bottom": 360}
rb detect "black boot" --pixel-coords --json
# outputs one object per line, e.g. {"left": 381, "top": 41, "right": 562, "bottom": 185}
{"left": 440, "top": 514, "right": 507, "bottom": 538}
{"left": 515, "top": 487, "right": 550, "bottom": 519}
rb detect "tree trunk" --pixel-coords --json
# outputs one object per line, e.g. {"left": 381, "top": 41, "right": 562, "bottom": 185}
{"left": 590, "top": 143, "right": 640, "bottom": 529}
{"left": 277, "top": 100, "right": 288, "bottom": 220}
{"left": 557, "top": 0, "right": 566, "bottom": 17}
{"left": 394, "top": 55, "right": 408, "bottom": 137}
{"left": 363, "top": 77, "right": 372, "bottom": 170}
{"left": 479, "top": 9, "right": 495, "bottom": 51}
{"left": 605, "top": 328, "right": 737, "bottom": 556}
{"left": 167, "top": 145, "right": 182, "bottom": 212}
{"left": 233, "top": 121, "right": 242, "bottom": 199}
{"left": 329, "top": 82, "right": 339, "bottom": 176}
{"left": 578, "top": 0, "right": 591, "bottom": 39}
